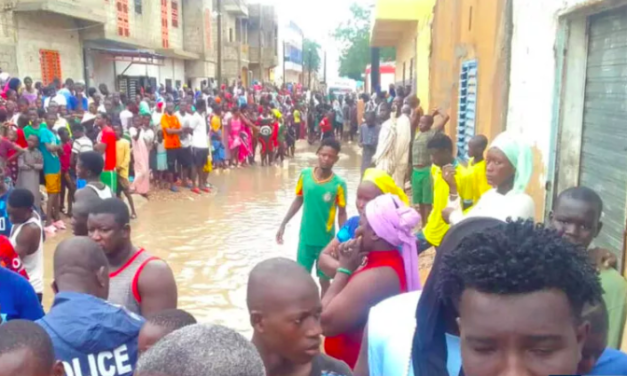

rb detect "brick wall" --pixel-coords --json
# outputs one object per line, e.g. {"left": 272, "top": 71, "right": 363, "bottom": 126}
{"left": 14, "top": 13, "right": 83, "bottom": 82}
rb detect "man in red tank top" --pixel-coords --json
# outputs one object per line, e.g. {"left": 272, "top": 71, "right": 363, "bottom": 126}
{"left": 87, "top": 197, "right": 177, "bottom": 316}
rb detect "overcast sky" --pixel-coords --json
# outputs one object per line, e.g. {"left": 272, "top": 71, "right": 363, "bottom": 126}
{"left": 257, "top": 0, "right": 374, "bottom": 81}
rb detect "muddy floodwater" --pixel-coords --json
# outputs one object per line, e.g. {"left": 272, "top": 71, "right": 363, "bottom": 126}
{"left": 42, "top": 141, "right": 363, "bottom": 335}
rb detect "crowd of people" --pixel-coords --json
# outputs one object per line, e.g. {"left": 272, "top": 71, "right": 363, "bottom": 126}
{"left": 1, "top": 73, "right": 627, "bottom": 376}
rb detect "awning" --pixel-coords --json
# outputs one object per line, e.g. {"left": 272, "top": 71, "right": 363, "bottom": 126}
{"left": 85, "top": 43, "right": 165, "bottom": 66}
{"left": 370, "top": 0, "right": 433, "bottom": 47}
{"left": 155, "top": 48, "right": 200, "bottom": 60}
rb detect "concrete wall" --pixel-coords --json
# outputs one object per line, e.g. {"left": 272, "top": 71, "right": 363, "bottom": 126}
{"left": 430, "top": 0, "right": 509, "bottom": 144}
{"left": 507, "top": 0, "right": 626, "bottom": 219}
{"left": 395, "top": 29, "right": 414, "bottom": 85}
{"left": 15, "top": 12, "right": 84, "bottom": 82}
{"left": 415, "top": 8, "right": 433, "bottom": 110}
{"left": 98, "top": 0, "right": 183, "bottom": 50}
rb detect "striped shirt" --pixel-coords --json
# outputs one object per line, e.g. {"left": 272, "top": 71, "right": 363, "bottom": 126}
{"left": 71, "top": 136, "right": 93, "bottom": 155}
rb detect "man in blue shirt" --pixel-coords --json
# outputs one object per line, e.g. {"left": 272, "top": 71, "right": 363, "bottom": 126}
{"left": 37, "top": 237, "right": 144, "bottom": 376}
{"left": 0, "top": 266, "right": 43, "bottom": 322}
{"left": 579, "top": 300, "right": 627, "bottom": 375}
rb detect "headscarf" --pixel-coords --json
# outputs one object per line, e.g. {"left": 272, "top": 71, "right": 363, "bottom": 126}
{"left": 364, "top": 194, "right": 421, "bottom": 291}
{"left": 412, "top": 217, "right": 504, "bottom": 376}
{"left": 489, "top": 132, "right": 533, "bottom": 194}
{"left": 139, "top": 101, "right": 151, "bottom": 116}
{"left": 362, "top": 168, "right": 409, "bottom": 205}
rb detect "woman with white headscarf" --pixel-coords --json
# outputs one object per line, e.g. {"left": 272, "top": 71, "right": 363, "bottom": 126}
{"left": 443, "top": 132, "right": 535, "bottom": 225}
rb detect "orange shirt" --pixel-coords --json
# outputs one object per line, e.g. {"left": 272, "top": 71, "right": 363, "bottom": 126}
{"left": 161, "top": 113, "right": 181, "bottom": 149}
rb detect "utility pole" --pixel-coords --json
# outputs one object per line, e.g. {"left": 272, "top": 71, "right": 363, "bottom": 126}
{"left": 308, "top": 49, "right": 312, "bottom": 89}
{"left": 282, "top": 41, "right": 286, "bottom": 86}
{"left": 217, "top": 0, "right": 223, "bottom": 86}
{"left": 371, "top": 47, "right": 380, "bottom": 94}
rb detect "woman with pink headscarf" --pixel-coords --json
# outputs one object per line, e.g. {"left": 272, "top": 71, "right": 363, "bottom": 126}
{"left": 321, "top": 193, "right": 421, "bottom": 369}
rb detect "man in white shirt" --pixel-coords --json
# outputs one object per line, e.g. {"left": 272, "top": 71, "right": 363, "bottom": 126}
{"left": 7, "top": 189, "right": 44, "bottom": 301}
{"left": 44, "top": 86, "right": 67, "bottom": 110}
{"left": 119, "top": 103, "right": 134, "bottom": 131}
{"left": 175, "top": 100, "right": 193, "bottom": 189}
{"left": 188, "top": 99, "right": 210, "bottom": 194}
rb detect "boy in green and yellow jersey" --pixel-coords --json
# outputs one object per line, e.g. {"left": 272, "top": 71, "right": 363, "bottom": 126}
{"left": 276, "top": 138, "right": 347, "bottom": 287}
{"left": 416, "top": 133, "right": 468, "bottom": 252}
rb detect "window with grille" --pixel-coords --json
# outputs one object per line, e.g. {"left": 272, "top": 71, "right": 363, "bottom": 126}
{"left": 204, "top": 9, "right": 212, "bottom": 50}
{"left": 40, "top": 50, "right": 61, "bottom": 86}
{"left": 161, "top": 0, "right": 169, "bottom": 48}
{"left": 171, "top": 1, "right": 179, "bottom": 28}
{"left": 134, "top": 0, "right": 142, "bottom": 14}
{"left": 457, "top": 60, "right": 478, "bottom": 161}
{"left": 116, "top": 0, "right": 130, "bottom": 37}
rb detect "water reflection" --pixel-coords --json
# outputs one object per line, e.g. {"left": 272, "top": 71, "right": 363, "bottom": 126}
{"left": 43, "top": 141, "right": 363, "bottom": 336}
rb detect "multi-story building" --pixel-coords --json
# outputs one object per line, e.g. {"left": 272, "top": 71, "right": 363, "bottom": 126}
{"left": 220, "top": 0, "right": 249, "bottom": 86}
{"left": 82, "top": 0, "right": 199, "bottom": 95}
{"left": 276, "top": 20, "right": 303, "bottom": 86}
{"left": 248, "top": 3, "right": 278, "bottom": 83}
{"left": 0, "top": 0, "right": 219, "bottom": 95}
{"left": 183, "top": 0, "right": 218, "bottom": 89}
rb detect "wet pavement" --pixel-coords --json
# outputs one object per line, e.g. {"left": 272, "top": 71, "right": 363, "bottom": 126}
{"left": 42, "top": 141, "right": 364, "bottom": 336}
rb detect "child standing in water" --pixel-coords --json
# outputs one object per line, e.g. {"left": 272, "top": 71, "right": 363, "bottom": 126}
{"left": 276, "top": 138, "right": 347, "bottom": 288}
{"left": 210, "top": 105, "right": 226, "bottom": 170}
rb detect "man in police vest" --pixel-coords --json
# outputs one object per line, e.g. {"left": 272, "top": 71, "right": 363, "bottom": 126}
{"left": 37, "top": 237, "right": 144, "bottom": 376}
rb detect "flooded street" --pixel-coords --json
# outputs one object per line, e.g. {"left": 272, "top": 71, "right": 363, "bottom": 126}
{"left": 42, "top": 141, "right": 363, "bottom": 336}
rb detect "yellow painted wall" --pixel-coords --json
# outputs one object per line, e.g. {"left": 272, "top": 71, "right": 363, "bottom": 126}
{"left": 415, "top": 9, "right": 433, "bottom": 110}
{"left": 429, "top": 0, "right": 509, "bottom": 142}
{"left": 373, "top": 0, "right": 434, "bottom": 109}
{"left": 395, "top": 28, "right": 415, "bottom": 84}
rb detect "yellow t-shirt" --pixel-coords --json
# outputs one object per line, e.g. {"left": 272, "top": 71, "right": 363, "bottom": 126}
{"left": 294, "top": 109, "right": 301, "bottom": 123}
{"left": 116, "top": 139, "right": 131, "bottom": 179}
{"left": 423, "top": 163, "right": 465, "bottom": 246}
{"left": 210, "top": 115, "right": 221, "bottom": 132}
{"left": 460, "top": 158, "right": 491, "bottom": 209}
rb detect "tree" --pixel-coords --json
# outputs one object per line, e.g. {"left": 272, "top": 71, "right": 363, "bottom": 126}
{"left": 302, "top": 38, "right": 321, "bottom": 88}
{"left": 333, "top": 3, "right": 395, "bottom": 81}
{"left": 303, "top": 38, "right": 321, "bottom": 73}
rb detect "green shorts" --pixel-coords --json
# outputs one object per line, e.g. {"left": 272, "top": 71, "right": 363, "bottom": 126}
{"left": 297, "top": 242, "right": 328, "bottom": 280}
{"left": 101, "top": 170, "right": 118, "bottom": 194}
{"left": 412, "top": 166, "right": 433, "bottom": 205}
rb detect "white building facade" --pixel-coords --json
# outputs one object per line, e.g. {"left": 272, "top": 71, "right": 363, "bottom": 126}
{"left": 276, "top": 20, "right": 303, "bottom": 86}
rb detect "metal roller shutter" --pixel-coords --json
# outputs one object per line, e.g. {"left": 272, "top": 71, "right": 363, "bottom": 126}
{"left": 580, "top": 8, "right": 627, "bottom": 262}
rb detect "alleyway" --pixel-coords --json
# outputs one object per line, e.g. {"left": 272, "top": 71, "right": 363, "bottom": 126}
{"left": 42, "top": 141, "right": 364, "bottom": 335}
